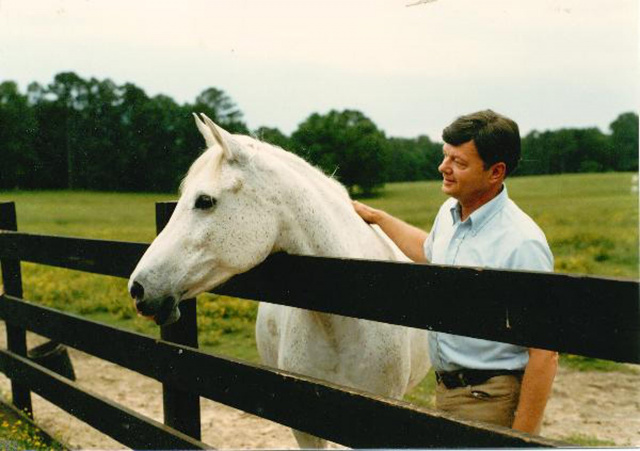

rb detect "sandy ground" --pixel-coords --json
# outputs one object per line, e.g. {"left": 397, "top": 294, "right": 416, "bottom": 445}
{"left": 0, "top": 328, "right": 638, "bottom": 449}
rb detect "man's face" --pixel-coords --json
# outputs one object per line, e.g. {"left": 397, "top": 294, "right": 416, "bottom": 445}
{"left": 438, "top": 140, "right": 493, "bottom": 204}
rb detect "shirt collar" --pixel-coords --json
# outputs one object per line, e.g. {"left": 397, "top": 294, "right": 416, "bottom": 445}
{"left": 449, "top": 185, "right": 509, "bottom": 235}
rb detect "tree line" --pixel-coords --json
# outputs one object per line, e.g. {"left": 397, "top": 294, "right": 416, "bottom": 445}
{"left": 0, "top": 72, "right": 637, "bottom": 195}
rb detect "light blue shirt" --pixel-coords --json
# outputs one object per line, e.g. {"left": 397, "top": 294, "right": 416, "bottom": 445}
{"left": 423, "top": 186, "right": 553, "bottom": 371}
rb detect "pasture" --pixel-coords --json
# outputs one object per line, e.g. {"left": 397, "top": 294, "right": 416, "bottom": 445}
{"left": 0, "top": 171, "right": 638, "bottom": 368}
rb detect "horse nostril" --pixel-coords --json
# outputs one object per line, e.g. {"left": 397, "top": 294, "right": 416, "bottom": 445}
{"left": 135, "top": 298, "right": 147, "bottom": 312}
{"left": 130, "top": 281, "right": 145, "bottom": 300}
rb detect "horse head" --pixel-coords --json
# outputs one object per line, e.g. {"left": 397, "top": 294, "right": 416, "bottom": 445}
{"left": 128, "top": 114, "right": 280, "bottom": 325}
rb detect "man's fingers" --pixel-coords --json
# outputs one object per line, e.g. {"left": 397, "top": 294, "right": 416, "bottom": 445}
{"left": 352, "top": 200, "right": 367, "bottom": 216}
{"left": 352, "top": 200, "right": 375, "bottom": 224}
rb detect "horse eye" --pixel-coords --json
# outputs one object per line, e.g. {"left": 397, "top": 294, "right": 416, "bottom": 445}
{"left": 194, "top": 194, "right": 216, "bottom": 210}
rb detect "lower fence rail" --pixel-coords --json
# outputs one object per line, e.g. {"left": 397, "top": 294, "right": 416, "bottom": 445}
{"left": 0, "top": 348, "right": 210, "bottom": 450}
{"left": 0, "top": 295, "right": 567, "bottom": 448}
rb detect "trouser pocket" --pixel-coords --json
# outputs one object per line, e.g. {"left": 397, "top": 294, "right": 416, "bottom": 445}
{"left": 436, "top": 375, "right": 522, "bottom": 427}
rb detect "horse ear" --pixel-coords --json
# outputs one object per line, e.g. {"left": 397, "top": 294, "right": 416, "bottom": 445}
{"left": 192, "top": 113, "right": 217, "bottom": 149}
{"left": 200, "top": 113, "right": 235, "bottom": 161}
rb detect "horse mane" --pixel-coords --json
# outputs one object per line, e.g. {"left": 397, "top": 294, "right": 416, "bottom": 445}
{"left": 240, "top": 134, "right": 351, "bottom": 201}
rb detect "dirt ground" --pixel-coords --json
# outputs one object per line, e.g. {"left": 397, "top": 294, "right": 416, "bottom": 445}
{"left": 0, "top": 329, "right": 638, "bottom": 449}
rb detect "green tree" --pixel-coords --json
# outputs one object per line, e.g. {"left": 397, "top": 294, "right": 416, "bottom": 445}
{"left": 141, "top": 95, "right": 194, "bottom": 192}
{"left": 1, "top": 72, "right": 635, "bottom": 192}
{"left": 519, "top": 130, "right": 546, "bottom": 175}
{"left": 254, "top": 126, "right": 291, "bottom": 150}
{"left": 574, "top": 128, "right": 610, "bottom": 173}
{"left": 75, "top": 77, "right": 122, "bottom": 190}
{"left": 112, "top": 83, "right": 152, "bottom": 192}
{"left": 520, "top": 124, "right": 623, "bottom": 176}
{"left": 0, "top": 81, "right": 38, "bottom": 189}
{"left": 191, "top": 87, "right": 249, "bottom": 134}
{"left": 386, "top": 136, "right": 442, "bottom": 182}
{"left": 291, "top": 109, "right": 387, "bottom": 195}
{"left": 609, "top": 112, "right": 639, "bottom": 171}
{"left": 25, "top": 80, "right": 69, "bottom": 189}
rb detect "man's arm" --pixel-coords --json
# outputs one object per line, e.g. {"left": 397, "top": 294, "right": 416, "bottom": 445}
{"left": 352, "top": 201, "right": 428, "bottom": 262}
{"left": 507, "top": 240, "right": 557, "bottom": 434}
{"left": 511, "top": 348, "right": 558, "bottom": 434}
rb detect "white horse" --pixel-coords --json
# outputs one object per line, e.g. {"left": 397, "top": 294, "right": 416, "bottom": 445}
{"left": 128, "top": 114, "right": 430, "bottom": 448}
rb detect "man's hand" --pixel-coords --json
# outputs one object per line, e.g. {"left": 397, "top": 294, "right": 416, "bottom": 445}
{"left": 351, "top": 200, "right": 429, "bottom": 262}
{"left": 352, "top": 200, "right": 382, "bottom": 224}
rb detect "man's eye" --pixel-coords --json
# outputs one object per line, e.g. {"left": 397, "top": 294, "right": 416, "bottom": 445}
{"left": 194, "top": 195, "right": 217, "bottom": 210}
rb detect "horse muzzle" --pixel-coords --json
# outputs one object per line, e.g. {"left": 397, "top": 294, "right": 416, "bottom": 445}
{"left": 129, "top": 281, "right": 181, "bottom": 326}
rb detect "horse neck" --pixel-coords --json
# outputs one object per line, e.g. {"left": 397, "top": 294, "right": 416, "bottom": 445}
{"left": 257, "top": 146, "right": 388, "bottom": 260}
{"left": 254, "top": 144, "right": 405, "bottom": 331}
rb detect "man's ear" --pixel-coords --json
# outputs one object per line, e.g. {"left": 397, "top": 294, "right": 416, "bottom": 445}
{"left": 489, "top": 162, "right": 507, "bottom": 183}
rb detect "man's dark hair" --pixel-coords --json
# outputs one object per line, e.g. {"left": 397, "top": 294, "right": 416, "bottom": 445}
{"left": 442, "top": 109, "right": 521, "bottom": 176}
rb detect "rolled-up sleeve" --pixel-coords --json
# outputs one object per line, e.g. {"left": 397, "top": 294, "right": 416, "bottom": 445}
{"left": 423, "top": 230, "right": 434, "bottom": 263}
{"left": 423, "top": 212, "right": 442, "bottom": 263}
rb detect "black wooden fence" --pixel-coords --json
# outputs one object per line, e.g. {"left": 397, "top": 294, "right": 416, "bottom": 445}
{"left": 0, "top": 200, "right": 638, "bottom": 449}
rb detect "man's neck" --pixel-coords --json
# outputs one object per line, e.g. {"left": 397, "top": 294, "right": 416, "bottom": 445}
{"left": 458, "top": 184, "right": 504, "bottom": 222}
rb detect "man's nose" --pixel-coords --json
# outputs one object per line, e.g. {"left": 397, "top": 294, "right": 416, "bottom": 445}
{"left": 438, "top": 158, "right": 450, "bottom": 174}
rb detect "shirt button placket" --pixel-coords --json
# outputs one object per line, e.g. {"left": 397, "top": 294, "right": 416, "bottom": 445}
{"left": 449, "top": 228, "right": 467, "bottom": 264}
{"left": 446, "top": 226, "right": 460, "bottom": 264}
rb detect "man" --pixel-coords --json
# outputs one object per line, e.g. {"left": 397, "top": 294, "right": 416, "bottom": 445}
{"left": 353, "top": 110, "right": 557, "bottom": 434}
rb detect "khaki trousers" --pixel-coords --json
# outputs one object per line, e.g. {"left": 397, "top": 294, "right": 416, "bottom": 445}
{"left": 435, "top": 374, "right": 522, "bottom": 428}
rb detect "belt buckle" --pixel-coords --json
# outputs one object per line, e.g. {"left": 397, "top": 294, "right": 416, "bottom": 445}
{"left": 457, "top": 372, "right": 468, "bottom": 387}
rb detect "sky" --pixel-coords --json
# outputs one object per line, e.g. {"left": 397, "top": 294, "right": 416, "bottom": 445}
{"left": 0, "top": 0, "right": 638, "bottom": 140}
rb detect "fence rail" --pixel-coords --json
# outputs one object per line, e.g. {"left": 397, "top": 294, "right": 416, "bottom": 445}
{"left": 0, "top": 347, "right": 209, "bottom": 450}
{"left": 0, "top": 294, "right": 564, "bottom": 448}
{"left": 1, "top": 200, "right": 638, "bottom": 448}
{"left": 0, "top": 229, "right": 637, "bottom": 363}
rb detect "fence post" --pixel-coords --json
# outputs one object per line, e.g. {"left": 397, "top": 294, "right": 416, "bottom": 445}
{"left": 155, "top": 202, "right": 201, "bottom": 440}
{"left": 0, "top": 202, "right": 33, "bottom": 418}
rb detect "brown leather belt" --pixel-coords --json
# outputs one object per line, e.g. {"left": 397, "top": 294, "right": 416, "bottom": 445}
{"left": 435, "top": 369, "right": 524, "bottom": 389}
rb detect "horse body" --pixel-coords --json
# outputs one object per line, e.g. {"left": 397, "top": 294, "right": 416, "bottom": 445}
{"left": 129, "top": 115, "right": 429, "bottom": 448}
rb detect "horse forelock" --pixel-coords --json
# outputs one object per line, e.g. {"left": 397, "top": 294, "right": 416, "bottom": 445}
{"left": 179, "top": 146, "right": 225, "bottom": 195}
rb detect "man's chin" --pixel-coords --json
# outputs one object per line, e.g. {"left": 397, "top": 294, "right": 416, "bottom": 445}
{"left": 441, "top": 184, "right": 455, "bottom": 195}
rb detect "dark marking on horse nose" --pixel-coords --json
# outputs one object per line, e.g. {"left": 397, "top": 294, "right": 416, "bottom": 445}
{"left": 130, "top": 281, "right": 145, "bottom": 300}
{"left": 135, "top": 298, "right": 150, "bottom": 315}
{"left": 154, "top": 297, "right": 177, "bottom": 325}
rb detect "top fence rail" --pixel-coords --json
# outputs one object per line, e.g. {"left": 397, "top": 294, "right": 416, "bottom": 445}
{"left": 0, "top": 222, "right": 637, "bottom": 364}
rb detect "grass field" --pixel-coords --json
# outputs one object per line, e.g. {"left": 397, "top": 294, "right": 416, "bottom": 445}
{"left": 0, "top": 172, "right": 638, "bottom": 403}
